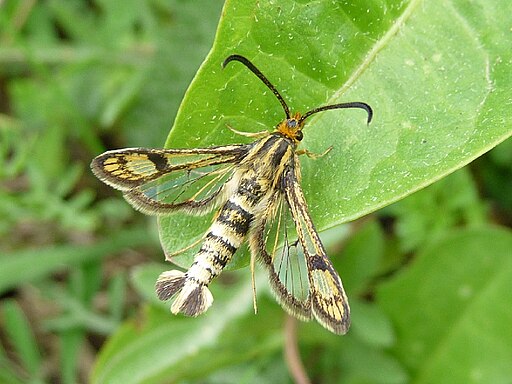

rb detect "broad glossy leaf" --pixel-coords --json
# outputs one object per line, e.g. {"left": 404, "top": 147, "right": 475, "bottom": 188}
{"left": 159, "top": 0, "right": 512, "bottom": 268}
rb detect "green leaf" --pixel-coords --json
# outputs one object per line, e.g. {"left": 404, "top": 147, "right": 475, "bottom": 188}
{"left": 335, "top": 336, "right": 408, "bottom": 384}
{"left": 159, "top": 0, "right": 512, "bottom": 267}
{"left": 1, "top": 300, "right": 42, "bottom": 378}
{"left": 350, "top": 299, "right": 395, "bottom": 348}
{"left": 60, "top": 329, "right": 86, "bottom": 384}
{"left": 376, "top": 227, "right": 512, "bottom": 384}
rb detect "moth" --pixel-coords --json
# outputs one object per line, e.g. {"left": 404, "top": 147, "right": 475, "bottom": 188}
{"left": 91, "top": 54, "right": 372, "bottom": 334}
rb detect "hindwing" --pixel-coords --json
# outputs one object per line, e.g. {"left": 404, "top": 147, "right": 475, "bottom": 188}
{"left": 252, "top": 162, "right": 350, "bottom": 334}
{"left": 252, "top": 190, "right": 309, "bottom": 318}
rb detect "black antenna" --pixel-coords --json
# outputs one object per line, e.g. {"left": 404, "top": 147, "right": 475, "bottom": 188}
{"left": 299, "top": 102, "right": 373, "bottom": 125}
{"left": 222, "top": 54, "right": 291, "bottom": 119}
{"left": 222, "top": 54, "right": 373, "bottom": 126}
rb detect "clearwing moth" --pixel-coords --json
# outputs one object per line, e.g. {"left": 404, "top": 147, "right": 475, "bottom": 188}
{"left": 91, "top": 54, "right": 372, "bottom": 334}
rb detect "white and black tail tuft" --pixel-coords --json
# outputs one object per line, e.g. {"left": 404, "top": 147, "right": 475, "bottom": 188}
{"left": 155, "top": 270, "right": 213, "bottom": 317}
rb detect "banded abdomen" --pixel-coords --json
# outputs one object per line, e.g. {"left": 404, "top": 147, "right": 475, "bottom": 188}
{"left": 156, "top": 133, "right": 295, "bottom": 316}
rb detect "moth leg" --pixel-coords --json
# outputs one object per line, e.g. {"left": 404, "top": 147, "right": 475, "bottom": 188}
{"left": 226, "top": 124, "right": 269, "bottom": 138}
{"left": 296, "top": 146, "right": 333, "bottom": 160}
{"left": 164, "top": 235, "right": 205, "bottom": 260}
{"left": 250, "top": 249, "right": 258, "bottom": 314}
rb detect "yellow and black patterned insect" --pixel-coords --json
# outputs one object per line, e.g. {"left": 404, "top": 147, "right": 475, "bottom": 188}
{"left": 91, "top": 55, "right": 372, "bottom": 334}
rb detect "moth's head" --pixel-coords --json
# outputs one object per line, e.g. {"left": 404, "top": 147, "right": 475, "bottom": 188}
{"left": 277, "top": 112, "right": 305, "bottom": 143}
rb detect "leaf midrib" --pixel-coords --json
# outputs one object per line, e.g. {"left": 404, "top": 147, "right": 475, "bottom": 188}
{"left": 331, "top": 0, "right": 422, "bottom": 102}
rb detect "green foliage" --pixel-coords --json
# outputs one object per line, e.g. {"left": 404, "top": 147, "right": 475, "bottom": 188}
{"left": 2, "top": 300, "right": 42, "bottom": 381}
{"left": 1, "top": 0, "right": 511, "bottom": 384}
{"left": 377, "top": 227, "right": 512, "bottom": 384}
{"left": 1, "top": 0, "right": 222, "bottom": 383}
{"left": 382, "top": 167, "right": 488, "bottom": 253}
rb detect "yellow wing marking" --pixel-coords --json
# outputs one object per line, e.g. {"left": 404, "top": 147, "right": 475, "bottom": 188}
{"left": 100, "top": 153, "right": 160, "bottom": 181}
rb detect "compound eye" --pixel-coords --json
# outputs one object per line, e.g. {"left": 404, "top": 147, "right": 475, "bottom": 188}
{"left": 295, "top": 130, "right": 303, "bottom": 141}
{"left": 287, "top": 119, "right": 297, "bottom": 128}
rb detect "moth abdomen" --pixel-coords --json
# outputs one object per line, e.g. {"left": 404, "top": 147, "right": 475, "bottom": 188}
{"left": 157, "top": 190, "right": 257, "bottom": 316}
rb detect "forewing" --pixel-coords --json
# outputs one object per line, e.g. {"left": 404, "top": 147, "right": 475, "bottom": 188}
{"left": 91, "top": 145, "right": 250, "bottom": 215}
{"left": 283, "top": 167, "right": 350, "bottom": 334}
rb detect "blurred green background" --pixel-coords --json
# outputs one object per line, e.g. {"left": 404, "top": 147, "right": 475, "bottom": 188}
{"left": 1, "top": 1, "right": 511, "bottom": 383}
